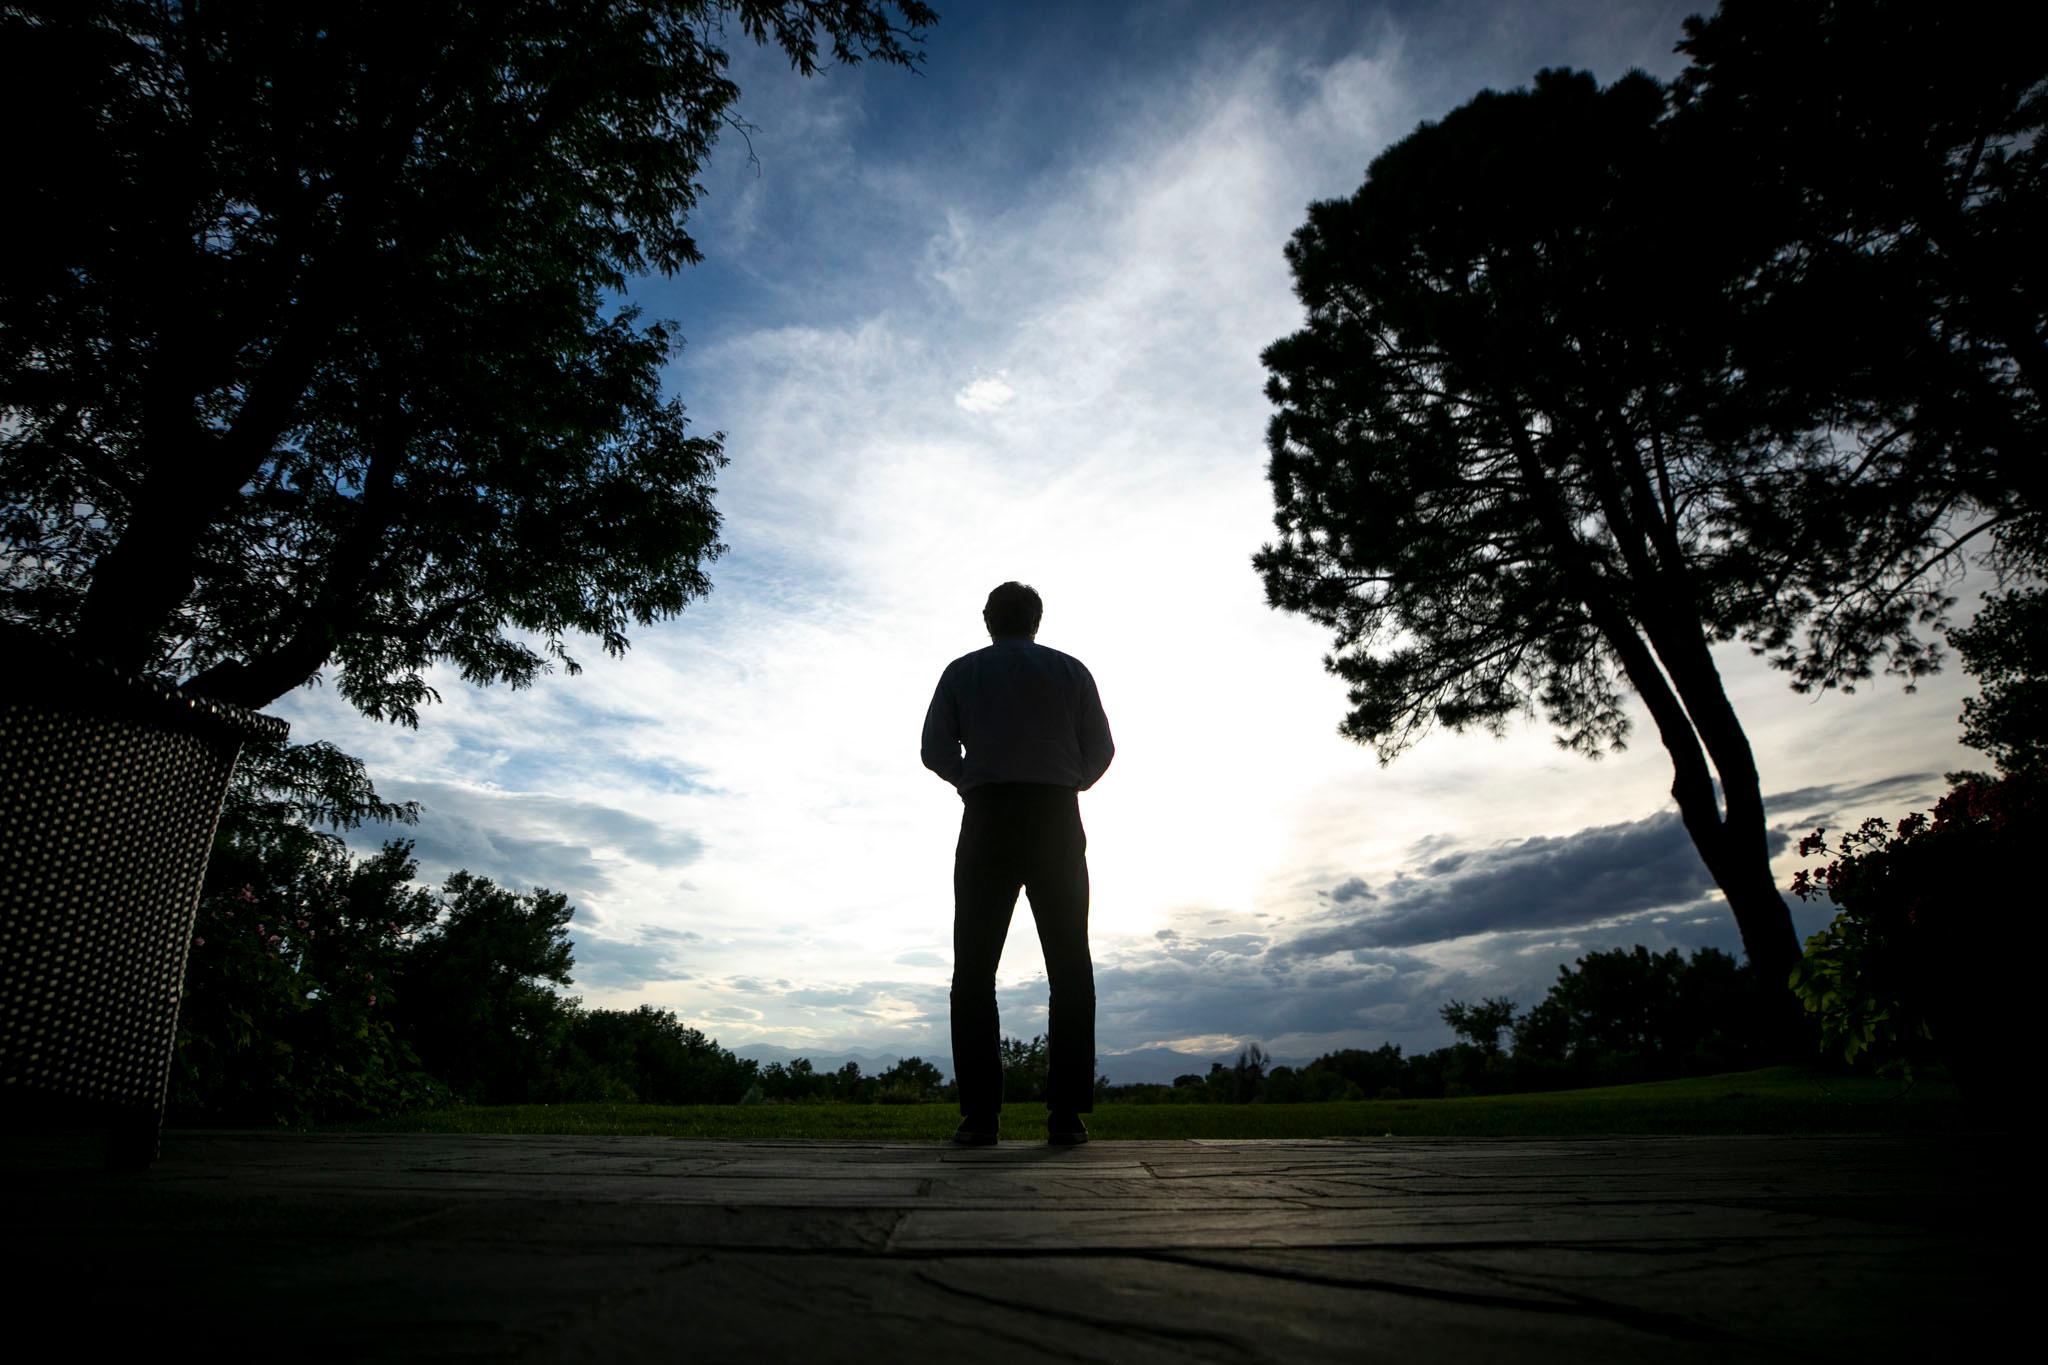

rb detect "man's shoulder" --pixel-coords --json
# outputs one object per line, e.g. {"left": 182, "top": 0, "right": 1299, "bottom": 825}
{"left": 943, "top": 641, "right": 1093, "bottom": 678}
{"left": 943, "top": 644, "right": 999, "bottom": 673}
{"left": 1030, "top": 642, "right": 1094, "bottom": 677}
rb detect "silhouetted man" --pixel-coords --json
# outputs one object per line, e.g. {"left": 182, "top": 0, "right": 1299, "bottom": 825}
{"left": 921, "top": 581, "right": 1114, "bottom": 1146}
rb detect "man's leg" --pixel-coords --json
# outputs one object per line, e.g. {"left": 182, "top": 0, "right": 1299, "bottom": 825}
{"left": 1024, "top": 789, "right": 1095, "bottom": 1117}
{"left": 951, "top": 790, "right": 1023, "bottom": 1123}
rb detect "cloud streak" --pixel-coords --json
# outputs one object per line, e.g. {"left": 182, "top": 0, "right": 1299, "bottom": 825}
{"left": 1283, "top": 810, "right": 1778, "bottom": 955}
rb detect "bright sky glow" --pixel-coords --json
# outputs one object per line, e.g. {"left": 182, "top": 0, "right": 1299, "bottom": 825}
{"left": 281, "top": 1, "right": 1987, "bottom": 1080}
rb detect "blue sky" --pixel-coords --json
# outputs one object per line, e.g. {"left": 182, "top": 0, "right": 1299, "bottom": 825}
{"left": 277, "top": 0, "right": 1986, "bottom": 1080}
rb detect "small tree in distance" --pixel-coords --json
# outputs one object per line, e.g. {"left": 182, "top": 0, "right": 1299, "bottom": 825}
{"left": 1439, "top": 998, "right": 1517, "bottom": 1058}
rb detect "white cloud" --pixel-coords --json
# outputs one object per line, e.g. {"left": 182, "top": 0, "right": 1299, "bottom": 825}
{"left": 953, "top": 374, "right": 1015, "bottom": 413}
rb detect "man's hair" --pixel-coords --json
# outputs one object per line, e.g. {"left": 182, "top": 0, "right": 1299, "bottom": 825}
{"left": 983, "top": 581, "right": 1043, "bottom": 638}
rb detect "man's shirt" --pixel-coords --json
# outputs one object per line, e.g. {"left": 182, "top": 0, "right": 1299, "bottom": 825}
{"left": 921, "top": 638, "right": 1114, "bottom": 792}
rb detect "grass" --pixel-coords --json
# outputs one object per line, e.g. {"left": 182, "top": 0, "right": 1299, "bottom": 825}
{"left": 332, "top": 1066, "right": 1967, "bottom": 1140}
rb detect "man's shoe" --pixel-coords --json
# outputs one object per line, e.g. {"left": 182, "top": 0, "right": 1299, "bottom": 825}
{"left": 1047, "top": 1112, "right": 1089, "bottom": 1146}
{"left": 952, "top": 1116, "right": 999, "bottom": 1146}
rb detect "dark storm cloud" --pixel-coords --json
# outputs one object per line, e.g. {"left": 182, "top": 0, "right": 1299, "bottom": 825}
{"left": 1282, "top": 809, "right": 1779, "bottom": 956}
{"left": 1326, "top": 876, "right": 1377, "bottom": 904}
{"left": 1088, "top": 938, "right": 1472, "bottom": 1067}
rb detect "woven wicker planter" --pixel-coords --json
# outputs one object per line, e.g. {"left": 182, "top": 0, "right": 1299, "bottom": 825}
{"left": 0, "top": 626, "right": 287, "bottom": 1168}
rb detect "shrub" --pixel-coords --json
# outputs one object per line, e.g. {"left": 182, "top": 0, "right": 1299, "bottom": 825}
{"left": 1789, "top": 772, "right": 2037, "bottom": 1094}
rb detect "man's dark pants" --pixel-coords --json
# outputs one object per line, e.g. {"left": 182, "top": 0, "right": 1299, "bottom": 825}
{"left": 951, "top": 782, "right": 1096, "bottom": 1119}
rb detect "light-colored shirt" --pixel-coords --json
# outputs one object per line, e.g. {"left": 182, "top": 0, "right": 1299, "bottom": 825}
{"left": 921, "top": 638, "right": 1114, "bottom": 792}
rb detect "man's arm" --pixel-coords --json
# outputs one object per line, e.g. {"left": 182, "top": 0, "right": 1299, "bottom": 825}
{"left": 1074, "top": 665, "right": 1114, "bottom": 791}
{"left": 920, "top": 670, "right": 965, "bottom": 787}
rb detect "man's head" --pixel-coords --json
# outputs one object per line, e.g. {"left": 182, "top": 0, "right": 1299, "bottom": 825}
{"left": 983, "top": 581, "right": 1043, "bottom": 640}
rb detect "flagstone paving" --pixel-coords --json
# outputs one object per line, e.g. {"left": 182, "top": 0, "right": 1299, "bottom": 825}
{"left": 4, "top": 1131, "right": 2008, "bottom": 1361}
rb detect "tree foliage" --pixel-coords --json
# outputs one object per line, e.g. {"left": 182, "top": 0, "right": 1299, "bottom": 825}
{"left": 0, "top": 0, "right": 935, "bottom": 718}
{"left": 999, "top": 1032, "right": 1050, "bottom": 1104}
{"left": 1789, "top": 774, "right": 2037, "bottom": 1096}
{"left": 1103, "top": 952, "right": 1766, "bottom": 1106}
{"left": 1510, "top": 946, "right": 1767, "bottom": 1087}
{"left": 390, "top": 870, "right": 579, "bottom": 1103}
{"left": 752, "top": 1052, "right": 951, "bottom": 1104}
{"left": 177, "top": 801, "right": 776, "bottom": 1119}
{"left": 1256, "top": 68, "right": 1817, "bottom": 985}
{"left": 1948, "top": 588, "right": 2048, "bottom": 775}
{"left": 1439, "top": 997, "right": 1517, "bottom": 1058}
{"left": 560, "top": 1005, "right": 761, "bottom": 1104}
{"left": 173, "top": 818, "right": 448, "bottom": 1125}
{"left": 1257, "top": 6, "right": 2045, "bottom": 992}
{"left": 1671, "top": 0, "right": 2045, "bottom": 600}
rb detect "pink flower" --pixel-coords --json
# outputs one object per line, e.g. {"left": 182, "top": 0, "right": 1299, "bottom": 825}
{"left": 194, "top": 936, "right": 206, "bottom": 947}
{"left": 267, "top": 934, "right": 281, "bottom": 947}
{"left": 296, "top": 919, "right": 308, "bottom": 929}
{"left": 368, "top": 994, "right": 378, "bottom": 1007}
{"left": 238, "top": 885, "right": 258, "bottom": 903}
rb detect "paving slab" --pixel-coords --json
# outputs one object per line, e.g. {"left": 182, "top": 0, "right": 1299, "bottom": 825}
{"left": 1, "top": 1131, "right": 2011, "bottom": 1361}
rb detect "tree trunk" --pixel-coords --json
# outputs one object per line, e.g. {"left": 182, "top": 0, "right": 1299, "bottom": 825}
{"left": 1500, "top": 399, "right": 1804, "bottom": 1042}
{"left": 1631, "top": 598, "right": 1802, "bottom": 982}
{"left": 72, "top": 467, "right": 233, "bottom": 675}
{"left": 1581, "top": 593, "right": 1803, "bottom": 1045}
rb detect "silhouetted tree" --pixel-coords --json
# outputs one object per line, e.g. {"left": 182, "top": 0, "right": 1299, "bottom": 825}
{"left": 561, "top": 1005, "right": 759, "bottom": 1104}
{"left": 1255, "top": 66, "right": 1996, "bottom": 1009}
{"left": 173, "top": 819, "right": 444, "bottom": 1124}
{"left": 875, "top": 1055, "right": 945, "bottom": 1103}
{"left": 388, "top": 871, "right": 577, "bottom": 1103}
{"left": 1231, "top": 1043, "right": 1269, "bottom": 1102}
{"left": 0, "top": 0, "right": 935, "bottom": 716}
{"left": 759, "top": 1056, "right": 825, "bottom": 1102}
{"left": 1790, "top": 773, "right": 2036, "bottom": 1099}
{"left": 1510, "top": 946, "right": 1764, "bottom": 1085}
{"left": 1439, "top": 997, "right": 1518, "bottom": 1058}
{"left": 1000, "top": 1034, "right": 1049, "bottom": 1103}
{"left": 1670, "top": 0, "right": 2045, "bottom": 616}
{"left": 1949, "top": 588, "right": 2048, "bottom": 776}
{"left": 1304, "top": 1045, "right": 1404, "bottom": 1100}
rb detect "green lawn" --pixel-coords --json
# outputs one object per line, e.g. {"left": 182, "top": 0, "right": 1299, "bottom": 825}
{"left": 333, "top": 1066, "right": 1965, "bottom": 1140}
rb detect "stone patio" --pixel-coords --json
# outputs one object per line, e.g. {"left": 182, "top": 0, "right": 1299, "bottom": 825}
{"left": 5, "top": 1130, "right": 2009, "bottom": 1360}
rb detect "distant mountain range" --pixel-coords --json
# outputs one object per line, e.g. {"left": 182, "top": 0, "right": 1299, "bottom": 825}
{"left": 730, "top": 1042, "right": 1310, "bottom": 1087}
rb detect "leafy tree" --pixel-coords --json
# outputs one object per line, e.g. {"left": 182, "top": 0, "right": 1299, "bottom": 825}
{"left": 1303, "top": 1044, "right": 1402, "bottom": 1100}
{"left": 0, "top": 0, "right": 935, "bottom": 717}
{"left": 1229, "top": 1043, "right": 1269, "bottom": 1103}
{"left": 1948, "top": 589, "right": 2048, "bottom": 776}
{"left": 559, "top": 1005, "right": 759, "bottom": 1104}
{"left": 1790, "top": 774, "right": 2037, "bottom": 1097}
{"left": 829, "top": 1060, "right": 867, "bottom": 1101}
{"left": 225, "top": 733, "right": 421, "bottom": 832}
{"left": 1254, "top": 65, "right": 2005, "bottom": 1004}
{"left": 999, "top": 1033, "right": 1049, "bottom": 1103}
{"left": 875, "top": 1055, "right": 945, "bottom": 1103}
{"left": 173, "top": 819, "right": 444, "bottom": 1125}
{"left": 387, "top": 871, "right": 578, "bottom": 1103}
{"left": 1509, "top": 946, "right": 1765, "bottom": 1086}
{"left": 1439, "top": 997, "right": 1518, "bottom": 1058}
{"left": 758, "top": 1056, "right": 826, "bottom": 1102}
{"left": 1670, "top": 0, "right": 2045, "bottom": 606}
